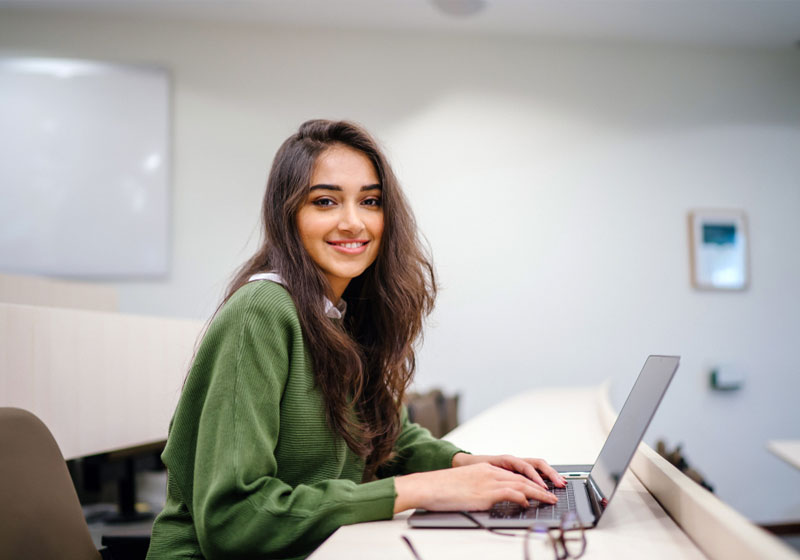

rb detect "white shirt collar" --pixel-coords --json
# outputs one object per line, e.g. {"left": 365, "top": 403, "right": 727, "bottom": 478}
{"left": 247, "top": 272, "right": 347, "bottom": 319}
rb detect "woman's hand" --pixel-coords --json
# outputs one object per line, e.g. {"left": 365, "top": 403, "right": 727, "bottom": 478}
{"left": 393, "top": 462, "right": 559, "bottom": 514}
{"left": 451, "top": 453, "right": 567, "bottom": 489}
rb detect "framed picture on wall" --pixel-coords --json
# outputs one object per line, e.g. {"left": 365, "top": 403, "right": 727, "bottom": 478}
{"left": 688, "top": 209, "right": 749, "bottom": 291}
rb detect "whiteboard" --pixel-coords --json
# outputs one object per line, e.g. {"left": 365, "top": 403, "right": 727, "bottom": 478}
{"left": 0, "top": 57, "right": 170, "bottom": 278}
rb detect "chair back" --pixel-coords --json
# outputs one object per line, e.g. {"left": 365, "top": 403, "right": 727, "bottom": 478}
{"left": 0, "top": 407, "right": 101, "bottom": 560}
{"left": 406, "top": 389, "right": 459, "bottom": 438}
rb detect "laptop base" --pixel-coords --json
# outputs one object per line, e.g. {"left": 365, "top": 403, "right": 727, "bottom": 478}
{"left": 408, "top": 477, "right": 597, "bottom": 529}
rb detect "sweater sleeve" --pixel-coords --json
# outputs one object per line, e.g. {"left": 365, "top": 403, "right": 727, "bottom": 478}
{"left": 377, "top": 406, "right": 465, "bottom": 478}
{"left": 174, "top": 285, "right": 396, "bottom": 559}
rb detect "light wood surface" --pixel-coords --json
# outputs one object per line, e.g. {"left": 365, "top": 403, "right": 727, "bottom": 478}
{"left": 0, "top": 273, "right": 118, "bottom": 311}
{"left": 768, "top": 440, "right": 800, "bottom": 471}
{"left": 0, "top": 302, "right": 202, "bottom": 459}
{"left": 310, "top": 386, "right": 705, "bottom": 560}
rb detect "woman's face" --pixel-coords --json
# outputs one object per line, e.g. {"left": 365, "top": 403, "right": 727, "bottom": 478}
{"left": 296, "top": 144, "right": 384, "bottom": 302}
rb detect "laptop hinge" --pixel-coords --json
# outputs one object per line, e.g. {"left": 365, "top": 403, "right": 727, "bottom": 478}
{"left": 587, "top": 475, "right": 608, "bottom": 517}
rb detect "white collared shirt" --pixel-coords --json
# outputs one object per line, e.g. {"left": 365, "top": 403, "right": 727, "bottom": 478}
{"left": 247, "top": 272, "right": 347, "bottom": 319}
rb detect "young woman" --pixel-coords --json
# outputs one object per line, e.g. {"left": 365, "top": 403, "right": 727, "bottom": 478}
{"left": 146, "top": 120, "right": 565, "bottom": 560}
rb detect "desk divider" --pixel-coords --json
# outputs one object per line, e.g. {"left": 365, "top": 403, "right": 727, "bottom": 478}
{"left": 597, "top": 383, "right": 799, "bottom": 560}
{"left": 0, "top": 302, "right": 203, "bottom": 460}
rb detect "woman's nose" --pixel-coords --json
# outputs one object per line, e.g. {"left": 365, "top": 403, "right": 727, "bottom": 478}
{"left": 338, "top": 203, "right": 364, "bottom": 233}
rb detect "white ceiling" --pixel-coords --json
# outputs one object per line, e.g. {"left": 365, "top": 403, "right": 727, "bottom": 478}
{"left": 2, "top": 0, "right": 800, "bottom": 48}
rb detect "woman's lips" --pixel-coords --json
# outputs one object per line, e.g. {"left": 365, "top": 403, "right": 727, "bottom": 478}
{"left": 327, "top": 240, "right": 369, "bottom": 254}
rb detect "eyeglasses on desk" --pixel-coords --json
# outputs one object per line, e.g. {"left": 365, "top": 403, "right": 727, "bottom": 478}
{"left": 401, "top": 510, "right": 587, "bottom": 560}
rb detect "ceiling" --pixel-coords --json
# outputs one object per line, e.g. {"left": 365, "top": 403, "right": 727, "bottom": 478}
{"left": 2, "top": 0, "right": 800, "bottom": 48}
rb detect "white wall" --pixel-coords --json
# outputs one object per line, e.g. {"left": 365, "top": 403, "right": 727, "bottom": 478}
{"left": 1, "top": 9, "right": 798, "bottom": 524}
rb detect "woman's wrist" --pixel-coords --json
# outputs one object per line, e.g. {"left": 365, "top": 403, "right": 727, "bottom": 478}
{"left": 394, "top": 473, "right": 423, "bottom": 513}
{"left": 394, "top": 453, "right": 478, "bottom": 513}
{"left": 451, "top": 452, "right": 473, "bottom": 468}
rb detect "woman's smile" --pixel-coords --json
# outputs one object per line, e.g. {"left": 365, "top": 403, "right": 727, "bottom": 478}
{"left": 327, "top": 239, "right": 370, "bottom": 254}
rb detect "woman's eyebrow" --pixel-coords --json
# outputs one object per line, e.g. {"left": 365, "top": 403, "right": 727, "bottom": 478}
{"left": 309, "top": 184, "right": 381, "bottom": 192}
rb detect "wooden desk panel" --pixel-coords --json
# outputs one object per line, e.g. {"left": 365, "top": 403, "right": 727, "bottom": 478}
{"left": 0, "top": 302, "right": 202, "bottom": 459}
{"left": 0, "top": 273, "right": 118, "bottom": 311}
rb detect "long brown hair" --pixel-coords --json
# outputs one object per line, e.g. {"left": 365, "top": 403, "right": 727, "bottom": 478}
{"left": 223, "top": 119, "right": 436, "bottom": 475}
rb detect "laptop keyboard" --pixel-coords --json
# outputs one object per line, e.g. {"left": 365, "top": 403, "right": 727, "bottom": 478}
{"left": 489, "top": 481, "right": 575, "bottom": 520}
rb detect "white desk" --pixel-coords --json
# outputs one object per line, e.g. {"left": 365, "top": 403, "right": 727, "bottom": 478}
{"left": 310, "top": 387, "right": 704, "bottom": 560}
{"left": 768, "top": 440, "right": 800, "bottom": 471}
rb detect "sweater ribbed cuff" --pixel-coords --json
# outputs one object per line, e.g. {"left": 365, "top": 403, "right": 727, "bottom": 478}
{"left": 338, "top": 477, "right": 397, "bottom": 524}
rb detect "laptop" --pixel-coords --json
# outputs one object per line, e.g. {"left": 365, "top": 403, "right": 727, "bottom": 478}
{"left": 408, "top": 354, "right": 680, "bottom": 529}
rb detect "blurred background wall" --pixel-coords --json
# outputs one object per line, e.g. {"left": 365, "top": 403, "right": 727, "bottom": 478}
{"left": 0, "top": 5, "right": 798, "bottom": 525}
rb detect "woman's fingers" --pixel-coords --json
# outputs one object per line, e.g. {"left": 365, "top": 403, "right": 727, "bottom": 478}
{"left": 490, "top": 487, "right": 531, "bottom": 508}
{"left": 502, "top": 456, "right": 549, "bottom": 488}
{"left": 480, "top": 455, "right": 537, "bottom": 485}
{"left": 480, "top": 454, "right": 567, "bottom": 488}
{"left": 526, "top": 458, "right": 568, "bottom": 487}
{"left": 487, "top": 465, "right": 558, "bottom": 504}
{"left": 500, "top": 478, "right": 557, "bottom": 506}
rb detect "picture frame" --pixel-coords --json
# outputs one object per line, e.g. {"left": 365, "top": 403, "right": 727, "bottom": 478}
{"left": 688, "top": 209, "right": 749, "bottom": 291}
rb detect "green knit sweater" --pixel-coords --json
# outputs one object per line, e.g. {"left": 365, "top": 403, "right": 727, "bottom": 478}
{"left": 146, "top": 280, "right": 461, "bottom": 560}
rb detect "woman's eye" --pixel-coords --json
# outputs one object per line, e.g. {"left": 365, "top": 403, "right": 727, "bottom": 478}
{"left": 362, "top": 197, "right": 382, "bottom": 207}
{"left": 311, "top": 198, "right": 336, "bottom": 207}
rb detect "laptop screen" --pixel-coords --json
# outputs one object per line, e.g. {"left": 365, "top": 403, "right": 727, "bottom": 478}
{"left": 589, "top": 355, "right": 680, "bottom": 505}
